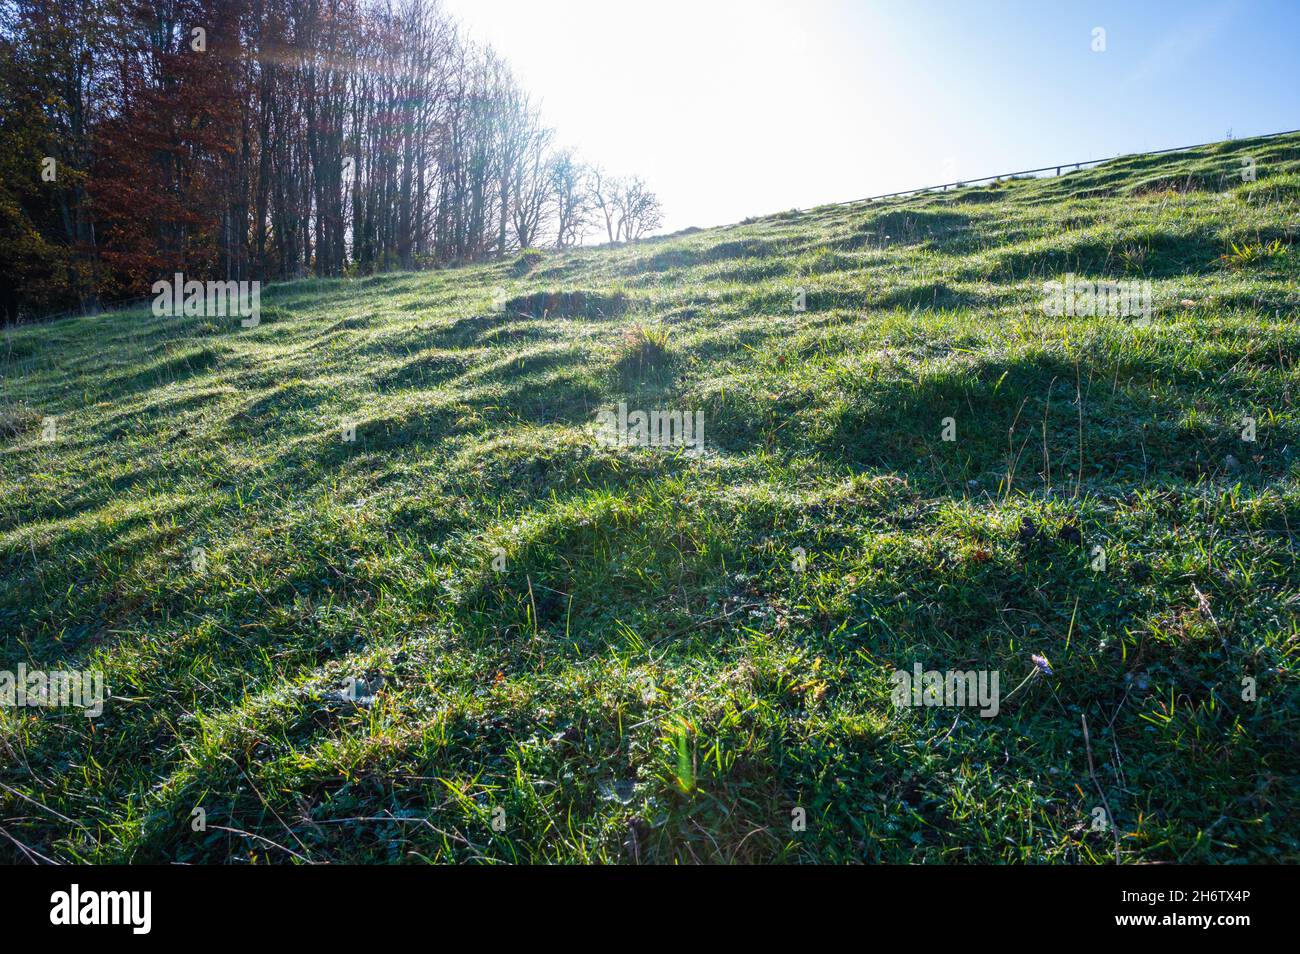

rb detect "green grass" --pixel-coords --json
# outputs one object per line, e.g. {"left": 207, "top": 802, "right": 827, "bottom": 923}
{"left": 2, "top": 132, "right": 1299, "bottom": 864}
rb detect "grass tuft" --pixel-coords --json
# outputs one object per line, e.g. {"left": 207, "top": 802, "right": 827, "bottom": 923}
{"left": 613, "top": 322, "right": 673, "bottom": 378}
{"left": 0, "top": 403, "right": 39, "bottom": 440}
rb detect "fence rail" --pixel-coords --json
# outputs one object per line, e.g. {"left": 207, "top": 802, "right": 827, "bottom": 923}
{"left": 825, "top": 127, "right": 1300, "bottom": 208}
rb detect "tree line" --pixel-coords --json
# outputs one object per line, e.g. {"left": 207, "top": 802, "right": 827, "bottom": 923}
{"left": 0, "top": 0, "right": 662, "bottom": 323}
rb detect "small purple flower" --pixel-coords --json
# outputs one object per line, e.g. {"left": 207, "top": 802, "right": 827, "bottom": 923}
{"left": 1031, "top": 653, "right": 1054, "bottom": 676}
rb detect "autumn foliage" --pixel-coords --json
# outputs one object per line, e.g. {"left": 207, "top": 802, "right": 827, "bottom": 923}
{"left": 0, "top": 0, "right": 660, "bottom": 323}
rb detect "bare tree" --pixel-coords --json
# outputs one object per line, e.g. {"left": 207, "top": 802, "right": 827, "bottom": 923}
{"left": 588, "top": 168, "right": 662, "bottom": 244}
{"left": 510, "top": 116, "right": 554, "bottom": 250}
{"left": 587, "top": 165, "right": 620, "bottom": 244}
{"left": 615, "top": 176, "right": 662, "bottom": 242}
{"left": 549, "top": 149, "right": 589, "bottom": 249}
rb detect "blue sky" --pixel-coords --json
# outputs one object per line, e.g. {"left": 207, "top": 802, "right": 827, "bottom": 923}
{"left": 442, "top": 0, "right": 1300, "bottom": 233}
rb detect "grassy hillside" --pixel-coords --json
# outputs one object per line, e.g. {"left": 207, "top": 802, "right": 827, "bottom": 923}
{"left": 2, "top": 132, "right": 1299, "bottom": 864}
